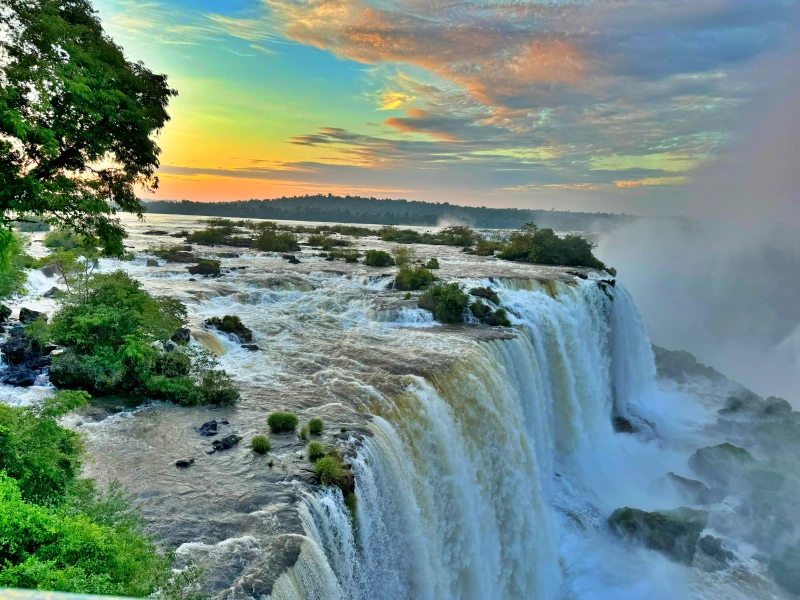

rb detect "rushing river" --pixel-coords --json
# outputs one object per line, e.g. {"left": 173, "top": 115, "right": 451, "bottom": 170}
{"left": 1, "top": 215, "right": 791, "bottom": 600}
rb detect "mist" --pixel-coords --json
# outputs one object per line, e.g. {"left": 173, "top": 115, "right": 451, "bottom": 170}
{"left": 598, "top": 44, "right": 800, "bottom": 404}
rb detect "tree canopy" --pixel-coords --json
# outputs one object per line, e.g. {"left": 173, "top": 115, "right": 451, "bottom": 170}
{"left": 0, "top": 0, "right": 176, "bottom": 255}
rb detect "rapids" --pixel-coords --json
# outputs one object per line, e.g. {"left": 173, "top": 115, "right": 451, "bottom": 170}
{"left": 0, "top": 215, "right": 790, "bottom": 600}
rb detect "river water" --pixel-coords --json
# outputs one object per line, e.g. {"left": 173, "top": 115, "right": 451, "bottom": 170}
{"left": 0, "top": 215, "right": 789, "bottom": 600}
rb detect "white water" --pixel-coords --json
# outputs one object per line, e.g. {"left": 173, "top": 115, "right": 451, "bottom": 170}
{"left": 295, "top": 279, "right": 681, "bottom": 599}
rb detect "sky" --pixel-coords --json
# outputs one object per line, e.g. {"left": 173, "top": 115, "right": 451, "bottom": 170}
{"left": 93, "top": 0, "right": 797, "bottom": 214}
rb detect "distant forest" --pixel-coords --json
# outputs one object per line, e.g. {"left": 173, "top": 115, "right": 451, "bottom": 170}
{"left": 144, "top": 195, "right": 637, "bottom": 231}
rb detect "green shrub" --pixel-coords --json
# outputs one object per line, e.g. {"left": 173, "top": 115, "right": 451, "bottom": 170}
{"left": 493, "top": 308, "right": 512, "bottom": 327}
{"left": 343, "top": 491, "right": 357, "bottom": 519}
{"left": 251, "top": 435, "right": 272, "bottom": 454}
{"left": 186, "top": 225, "right": 234, "bottom": 245}
{"left": 496, "top": 223, "right": 607, "bottom": 270}
{"left": 299, "top": 425, "right": 309, "bottom": 440}
{"left": 378, "top": 226, "right": 423, "bottom": 244}
{"left": 154, "top": 351, "right": 192, "bottom": 378}
{"left": 436, "top": 225, "right": 478, "bottom": 247}
{"left": 394, "top": 266, "right": 435, "bottom": 291}
{"left": 475, "top": 239, "right": 503, "bottom": 256}
{"left": 425, "top": 257, "right": 440, "bottom": 269}
{"left": 365, "top": 249, "right": 395, "bottom": 267}
{"left": 0, "top": 232, "right": 31, "bottom": 298}
{"left": 308, "top": 234, "right": 351, "bottom": 250}
{"left": 469, "top": 286, "right": 500, "bottom": 304}
{"left": 307, "top": 441, "right": 325, "bottom": 461}
{"left": 42, "top": 229, "right": 93, "bottom": 251}
{"left": 252, "top": 229, "right": 299, "bottom": 252}
{"left": 391, "top": 246, "right": 415, "bottom": 267}
{"left": 308, "top": 418, "right": 324, "bottom": 435}
{"left": 328, "top": 249, "right": 360, "bottom": 262}
{"left": 198, "top": 368, "right": 240, "bottom": 406}
{"left": 315, "top": 456, "right": 347, "bottom": 486}
{"left": 418, "top": 283, "right": 469, "bottom": 323}
{"left": 268, "top": 412, "right": 299, "bottom": 433}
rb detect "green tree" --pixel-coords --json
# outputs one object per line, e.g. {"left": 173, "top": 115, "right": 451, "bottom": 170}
{"left": 0, "top": 0, "right": 177, "bottom": 256}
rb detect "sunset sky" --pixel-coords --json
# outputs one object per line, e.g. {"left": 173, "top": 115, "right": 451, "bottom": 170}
{"left": 93, "top": 0, "right": 796, "bottom": 214}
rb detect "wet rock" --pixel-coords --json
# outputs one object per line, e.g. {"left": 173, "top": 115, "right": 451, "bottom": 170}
{"left": 19, "top": 307, "right": 46, "bottom": 324}
{"left": 146, "top": 259, "right": 159, "bottom": 267}
{"left": 198, "top": 420, "right": 219, "bottom": 436}
{"left": 282, "top": 254, "right": 301, "bottom": 264}
{"left": 211, "top": 434, "right": 242, "bottom": 452}
{"left": 162, "top": 250, "right": 197, "bottom": 263}
{"left": 469, "top": 287, "right": 499, "bottom": 304}
{"left": 40, "top": 265, "right": 58, "bottom": 277}
{"left": 42, "top": 286, "right": 60, "bottom": 299}
{"left": 698, "top": 535, "right": 735, "bottom": 563}
{"left": 719, "top": 391, "right": 764, "bottom": 415}
{"left": 1, "top": 367, "right": 37, "bottom": 387}
{"left": 764, "top": 396, "right": 792, "bottom": 416}
{"left": 242, "top": 344, "right": 260, "bottom": 352}
{"left": 171, "top": 327, "right": 191, "bottom": 344}
{"left": 689, "top": 443, "right": 756, "bottom": 490}
{"left": 174, "top": 458, "right": 195, "bottom": 468}
{"left": 607, "top": 506, "right": 708, "bottom": 565}
{"left": 769, "top": 543, "right": 800, "bottom": 595}
{"left": 648, "top": 472, "right": 713, "bottom": 505}
{"left": 143, "top": 229, "right": 170, "bottom": 236}
{"left": 204, "top": 315, "right": 253, "bottom": 343}
{"left": 612, "top": 416, "right": 636, "bottom": 433}
{"left": 0, "top": 304, "right": 11, "bottom": 322}
{"left": 219, "top": 252, "right": 240, "bottom": 258}
{"left": 651, "top": 345, "right": 726, "bottom": 384}
{"left": 187, "top": 260, "right": 221, "bottom": 276}
{"left": 1, "top": 335, "right": 28, "bottom": 366}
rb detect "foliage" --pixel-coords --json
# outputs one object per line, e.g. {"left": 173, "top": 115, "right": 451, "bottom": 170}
{"left": 378, "top": 225, "right": 479, "bottom": 247}
{"left": 308, "top": 418, "right": 324, "bottom": 435}
{"left": 15, "top": 218, "right": 50, "bottom": 233}
{"left": 185, "top": 226, "right": 234, "bottom": 245}
{"left": 469, "top": 287, "right": 500, "bottom": 304}
{"left": 343, "top": 491, "right": 357, "bottom": 520}
{"left": 436, "top": 225, "right": 479, "bottom": 247}
{"left": 299, "top": 425, "right": 309, "bottom": 440}
{"left": 43, "top": 229, "right": 93, "bottom": 251}
{"left": 307, "top": 441, "right": 325, "bottom": 462}
{"left": 470, "top": 300, "right": 512, "bottom": 327}
{"left": 327, "top": 248, "right": 360, "bottom": 262}
{"left": 314, "top": 456, "right": 347, "bottom": 486}
{"left": 307, "top": 234, "right": 351, "bottom": 250}
{"left": 0, "top": 0, "right": 177, "bottom": 255}
{"left": 391, "top": 246, "right": 415, "bottom": 267}
{"left": 475, "top": 239, "right": 504, "bottom": 256}
{"left": 251, "top": 229, "right": 299, "bottom": 252}
{"left": 364, "top": 250, "right": 395, "bottom": 267}
{"left": 425, "top": 257, "right": 440, "bottom": 269}
{"left": 394, "top": 266, "right": 435, "bottom": 291}
{"left": 496, "top": 223, "right": 608, "bottom": 270}
{"left": 251, "top": 435, "right": 272, "bottom": 454}
{"left": 268, "top": 412, "right": 298, "bottom": 433}
{"left": 0, "top": 231, "right": 30, "bottom": 298}
{"left": 418, "top": 283, "right": 469, "bottom": 323}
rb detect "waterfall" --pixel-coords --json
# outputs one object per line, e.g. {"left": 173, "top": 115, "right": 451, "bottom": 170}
{"left": 289, "top": 279, "right": 659, "bottom": 600}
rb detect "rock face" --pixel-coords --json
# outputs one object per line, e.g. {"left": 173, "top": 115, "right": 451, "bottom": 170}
{"left": 146, "top": 259, "right": 159, "bottom": 267}
{"left": 187, "top": 260, "right": 221, "bottom": 276}
{"left": 19, "top": 307, "right": 45, "bottom": 324}
{"left": 1, "top": 367, "right": 37, "bottom": 387}
{"left": 211, "top": 434, "right": 242, "bottom": 452}
{"left": 698, "top": 535, "right": 735, "bottom": 563}
{"left": 764, "top": 396, "right": 792, "bottom": 415}
{"left": 204, "top": 316, "right": 253, "bottom": 343}
{"left": 1, "top": 335, "right": 28, "bottom": 366}
{"left": 769, "top": 543, "right": 800, "bottom": 595}
{"left": 0, "top": 304, "right": 11, "bottom": 322}
{"left": 651, "top": 345, "right": 725, "bottom": 384}
{"left": 607, "top": 506, "right": 708, "bottom": 565}
{"left": 648, "top": 472, "right": 712, "bottom": 505}
{"left": 171, "top": 328, "right": 191, "bottom": 344}
{"left": 689, "top": 443, "right": 756, "bottom": 490}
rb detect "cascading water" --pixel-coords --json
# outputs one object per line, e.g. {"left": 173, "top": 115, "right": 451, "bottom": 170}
{"left": 296, "top": 278, "right": 662, "bottom": 600}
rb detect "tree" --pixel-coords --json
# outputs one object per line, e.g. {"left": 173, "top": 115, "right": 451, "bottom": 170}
{"left": 0, "top": 0, "right": 177, "bottom": 256}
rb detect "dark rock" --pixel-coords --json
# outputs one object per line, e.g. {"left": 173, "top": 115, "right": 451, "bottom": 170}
{"left": 187, "top": 260, "right": 221, "bottom": 276}
{"left": 607, "top": 506, "right": 708, "bottom": 565}
{"left": 23, "top": 351, "right": 50, "bottom": 370}
{"left": 1, "top": 335, "right": 28, "bottom": 366}
{"left": 764, "top": 396, "right": 792, "bottom": 415}
{"left": 597, "top": 280, "right": 615, "bottom": 298}
{"left": 242, "top": 344, "right": 260, "bottom": 352}
{"left": 699, "top": 535, "right": 735, "bottom": 563}
{"left": 162, "top": 251, "right": 197, "bottom": 263}
{"left": 219, "top": 252, "right": 240, "bottom": 258}
{"left": 689, "top": 443, "right": 756, "bottom": 490}
{"left": 19, "top": 307, "right": 46, "bottom": 324}
{"left": 198, "top": 420, "right": 219, "bottom": 436}
{"left": 211, "top": 434, "right": 242, "bottom": 452}
{"left": 566, "top": 270, "right": 589, "bottom": 280}
{"left": 40, "top": 265, "right": 58, "bottom": 277}
{"left": 143, "top": 230, "right": 170, "bottom": 236}
{"left": 769, "top": 543, "right": 800, "bottom": 595}
{"left": 469, "top": 287, "right": 499, "bottom": 304}
{"left": 651, "top": 345, "right": 726, "bottom": 384}
{"left": 719, "top": 391, "right": 764, "bottom": 415}
{"left": 174, "top": 458, "right": 195, "bottom": 468}
{"left": 612, "top": 416, "right": 636, "bottom": 433}
{"left": 0, "top": 304, "right": 11, "bottom": 322}
{"left": 282, "top": 254, "right": 296, "bottom": 260}
{"left": 2, "top": 367, "right": 38, "bottom": 387}
{"left": 204, "top": 316, "right": 253, "bottom": 343}
{"left": 648, "top": 472, "right": 712, "bottom": 505}
{"left": 42, "top": 286, "right": 60, "bottom": 298}
{"left": 146, "top": 259, "right": 159, "bottom": 267}
{"left": 171, "top": 328, "right": 191, "bottom": 344}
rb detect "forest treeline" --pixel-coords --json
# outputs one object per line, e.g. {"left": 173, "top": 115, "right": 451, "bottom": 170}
{"left": 144, "top": 195, "right": 637, "bottom": 231}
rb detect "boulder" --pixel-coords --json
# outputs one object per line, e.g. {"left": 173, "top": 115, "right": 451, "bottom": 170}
{"left": 219, "top": 252, "right": 240, "bottom": 258}
{"left": 764, "top": 396, "right": 792, "bottom": 416}
{"left": 612, "top": 416, "right": 636, "bottom": 433}
{"left": 19, "top": 307, "right": 46, "bottom": 324}
{"left": 42, "top": 286, "right": 60, "bottom": 299}
{"left": 0, "top": 304, "right": 11, "bottom": 322}
{"left": 469, "top": 287, "right": 499, "bottom": 304}
{"left": 607, "top": 506, "right": 708, "bottom": 565}
{"left": 174, "top": 458, "right": 195, "bottom": 468}
{"left": 689, "top": 443, "right": 756, "bottom": 490}
{"left": 204, "top": 315, "right": 253, "bottom": 343}
{"left": 1, "top": 367, "right": 37, "bottom": 387}
{"left": 242, "top": 344, "right": 260, "bottom": 352}
{"left": 187, "top": 260, "right": 221, "bottom": 276}
{"left": 143, "top": 230, "right": 170, "bottom": 236}
{"left": 171, "top": 328, "right": 191, "bottom": 344}
{"left": 198, "top": 420, "right": 219, "bottom": 436}
{"left": 698, "top": 535, "right": 734, "bottom": 563}
{"left": 1, "top": 335, "right": 28, "bottom": 366}
{"left": 211, "top": 434, "right": 242, "bottom": 452}
{"left": 648, "top": 472, "right": 712, "bottom": 505}
{"left": 146, "top": 259, "right": 159, "bottom": 267}
{"left": 769, "top": 543, "right": 800, "bottom": 595}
